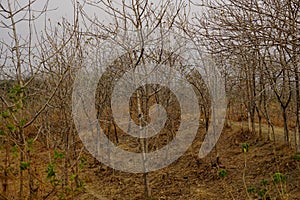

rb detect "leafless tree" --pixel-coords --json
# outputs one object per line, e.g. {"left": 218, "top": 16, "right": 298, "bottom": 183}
{"left": 191, "top": 0, "right": 300, "bottom": 149}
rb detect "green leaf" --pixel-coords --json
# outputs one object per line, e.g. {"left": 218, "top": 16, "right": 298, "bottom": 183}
{"left": 16, "top": 103, "right": 22, "bottom": 109}
{"left": 7, "top": 124, "right": 16, "bottom": 132}
{"left": 241, "top": 143, "right": 250, "bottom": 153}
{"left": 79, "top": 156, "right": 87, "bottom": 170}
{"left": 20, "top": 161, "right": 30, "bottom": 171}
{"left": 27, "top": 139, "right": 34, "bottom": 151}
{"left": 219, "top": 169, "right": 227, "bottom": 178}
{"left": 20, "top": 119, "right": 26, "bottom": 126}
{"left": 273, "top": 173, "right": 286, "bottom": 184}
{"left": 258, "top": 189, "right": 266, "bottom": 197}
{"left": 0, "top": 129, "right": 7, "bottom": 136}
{"left": 54, "top": 150, "right": 65, "bottom": 160}
{"left": 261, "top": 179, "right": 268, "bottom": 186}
{"left": 1, "top": 112, "right": 9, "bottom": 119}
{"left": 11, "top": 85, "right": 23, "bottom": 95}
{"left": 247, "top": 187, "right": 255, "bottom": 194}
{"left": 27, "top": 139, "right": 34, "bottom": 145}
{"left": 293, "top": 154, "right": 300, "bottom": 161}
{"left": 70, "top": 174, "right": 77, "bottom": 180}
{"left": 46, "top": 163, "right": 56, "bottom": 180}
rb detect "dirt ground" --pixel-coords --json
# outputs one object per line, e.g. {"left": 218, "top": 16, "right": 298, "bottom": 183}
{"left": 75, "top": 124, "right": 300, "bottom": 200}
{"left": 1, "top": 121, "right": 299, "bottom": 200}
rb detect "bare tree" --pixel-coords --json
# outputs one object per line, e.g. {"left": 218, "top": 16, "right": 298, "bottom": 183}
{"left": 0, "top": 0, "right": 80, "bottom": 198}
{"left": 191, "top": 0, "right": 300, "bottom": 148}
{"left": 78, "top": 0, "right": 197, "bottom": 198}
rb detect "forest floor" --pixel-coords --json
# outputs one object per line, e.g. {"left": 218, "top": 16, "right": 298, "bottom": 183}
{"left": 1, "top": 121, "right": 299, "bottom": 200}
{"left": 76, "top": 122, "right": 300, "bottom": 200}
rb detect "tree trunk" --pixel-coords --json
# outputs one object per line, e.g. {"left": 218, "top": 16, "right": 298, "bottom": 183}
{"left": 258, "top": 113, "right": 262, "bottom": 138}
{"left": 282, "top": 106, "right": 289, "bottom": 144}
{"left": 294, "top": 64, "right": 300, "bottom": 152}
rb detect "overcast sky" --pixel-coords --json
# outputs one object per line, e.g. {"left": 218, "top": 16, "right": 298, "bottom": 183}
{"left": 0, "top": 0, "right": 202, "bottom": 51}
{"left": 0, "top": 0, "right": 202, "bottom": 79}
{"left": 0, "top": 0, "right": 102, "bottom": 43}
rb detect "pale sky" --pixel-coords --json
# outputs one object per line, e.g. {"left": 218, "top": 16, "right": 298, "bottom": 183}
{"left": 0, "top": 0, "right": 100, "bottom": 41}
{"left": 0, "top": 0, "right": 202, "bottom": 51}
{"left": 0, "top": 0, "right": 201, "bottom": 42}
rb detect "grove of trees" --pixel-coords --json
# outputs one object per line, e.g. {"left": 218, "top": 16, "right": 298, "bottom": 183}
{"left": 0, "top": 0, "right": 299, "bottom": 199}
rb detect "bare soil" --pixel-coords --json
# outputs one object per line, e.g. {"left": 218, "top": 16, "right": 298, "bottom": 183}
{"left": 1, "top": 122, "right": 299, "bottom": 199}
{"left": 75, "top": 124, "right": 300, "bottom": 200}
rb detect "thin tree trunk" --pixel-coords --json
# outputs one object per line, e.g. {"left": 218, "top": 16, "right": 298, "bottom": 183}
{"left": 258, "top": 113, "right": 262, "bottom": 138}
{"left": 282, "top": 106, "right": 289, "bottom": 144}
{"left": 294, "top": 66, "right": 300, "bottom": 152}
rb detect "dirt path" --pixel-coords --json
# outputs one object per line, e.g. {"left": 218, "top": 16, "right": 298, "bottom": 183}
{"left": 229, "top": 120, "right": 298, "bottom": 144}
